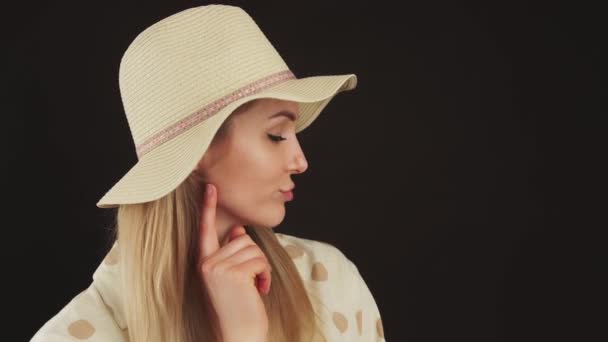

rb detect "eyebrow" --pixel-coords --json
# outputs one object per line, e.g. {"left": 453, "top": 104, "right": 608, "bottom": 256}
{"left": 268, "top": 110, "right": 298, "bottom": 122}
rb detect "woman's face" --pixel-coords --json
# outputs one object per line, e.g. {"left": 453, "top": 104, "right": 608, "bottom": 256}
{"left": 196, "top": 98, "right": 308, "bottom": 235}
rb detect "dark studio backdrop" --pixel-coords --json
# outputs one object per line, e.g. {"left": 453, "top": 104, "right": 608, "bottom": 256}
{"left": 4, "top": 0, "right": 604, "bottom": 341}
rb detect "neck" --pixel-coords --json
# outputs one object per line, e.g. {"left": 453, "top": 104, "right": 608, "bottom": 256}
{"left": 213, "top": 206, "right": 242, "bottom": 246}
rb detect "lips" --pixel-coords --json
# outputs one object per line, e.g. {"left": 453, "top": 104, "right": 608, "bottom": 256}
{"left": 281, "top": 190, "right": 294, "bottom": 201}
{"left": 280, "top": 185, "right": 295, "bottom": 192}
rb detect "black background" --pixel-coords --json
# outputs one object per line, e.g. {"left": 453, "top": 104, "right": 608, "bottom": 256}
{"left": 4, "top": 0, "right": 604, "bottom": 341}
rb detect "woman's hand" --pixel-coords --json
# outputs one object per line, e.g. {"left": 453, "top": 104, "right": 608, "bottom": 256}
{"left": 197, "top": 183, "right": 272, "bottom": 342}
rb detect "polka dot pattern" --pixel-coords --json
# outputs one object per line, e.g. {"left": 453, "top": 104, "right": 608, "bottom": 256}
{"left": 376, "top": 318, "right": 384, "bottom": 338}
{"left": 35, "top": 234, "right": 386, "bottom": 341}
{"left": 311, "top": 262, "right": 328, "bottom": 281}
{"left": 278, "top": 235, "right": 386, "bottom": 339}
{"left": 356, "top": 310, "right": 363, "bottom": 335}
{"left": 284, "top": 244, "right": 304, "bottom": 259}
{"left": 332, "top": 312, "right": 348, "bottom": 333}
{"left": 68, "top": 319, "right": 95, "bottom": 339}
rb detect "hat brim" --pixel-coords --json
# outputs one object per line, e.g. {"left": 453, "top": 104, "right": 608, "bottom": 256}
{"left": 96, "top": 73, "right": 357, "bottom": 208}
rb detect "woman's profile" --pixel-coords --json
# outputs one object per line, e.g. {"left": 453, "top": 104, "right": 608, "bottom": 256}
{"left": 32, "top": 4, "right": 384, "bottom": 342}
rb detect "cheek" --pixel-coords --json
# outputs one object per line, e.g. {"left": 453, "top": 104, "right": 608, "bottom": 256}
{"left": 207, "top": 140, "right": 284, "bottom": 202}
{"left": 218, "top": 183, "right": 285, "bottom": 225}
{"left": 232, "top": 142, "right": 281, "bottom": 184}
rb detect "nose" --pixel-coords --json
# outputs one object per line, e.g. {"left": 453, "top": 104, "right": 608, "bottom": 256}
{"left": 288, "top": 135, "right": 308, "bottom": 174}
{"left": 291, "top": 153, "right": 308, "bottom": 174}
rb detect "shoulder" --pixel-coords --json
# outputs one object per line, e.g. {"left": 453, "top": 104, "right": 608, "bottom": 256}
{"left": 274, "top": 232, "right": 357, "bottom": 286}
{"left": 274, "top": 233, "right": 386, "bottom": 339}
{"left": 275, "top": 232, "right": 354, "bottom": 264}
{"left": 30, "top": 285, "right": 128, "bottom": 342}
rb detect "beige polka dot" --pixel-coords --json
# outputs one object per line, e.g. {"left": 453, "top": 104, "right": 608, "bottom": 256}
{"left": 68, "top": 319, "right": 95, "bottom": 339}
{"left": 311, "top": 262, "right": 328, "bottom": 281}
{"left": 284, "top": 244, "right": 304, "bottom": 259}
{"left": 376, "top": 318, "right": 384, "bottom": 338}
{"left": 356, "top": 310, "right": 363, "bottom": 335}
{"left": 332, "top": 312, "right": 348, "bottom": 333}
{"left": 103, "top": 246, "right": 119, "bottom": 265}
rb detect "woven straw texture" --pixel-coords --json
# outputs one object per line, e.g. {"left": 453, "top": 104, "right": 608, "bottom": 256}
{"left": 97, "top": 4, "right": 357, "bottom": 208}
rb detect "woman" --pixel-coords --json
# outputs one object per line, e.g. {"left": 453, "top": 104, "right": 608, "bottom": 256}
{"left": 32, "top": 4, "right": 385, "bottom": 342}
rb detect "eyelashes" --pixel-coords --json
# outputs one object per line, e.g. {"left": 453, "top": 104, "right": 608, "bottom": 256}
{"left": 267, "top": 133, "right": 287, "bottom": 143}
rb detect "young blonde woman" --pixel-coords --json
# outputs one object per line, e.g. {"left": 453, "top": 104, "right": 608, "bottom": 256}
{"left": 32, "top": 4, "right": 385, "bottom": 342}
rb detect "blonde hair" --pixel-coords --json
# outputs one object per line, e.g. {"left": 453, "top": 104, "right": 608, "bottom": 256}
{"left": 108, "top": 100, "right": 327, "bottom": 342}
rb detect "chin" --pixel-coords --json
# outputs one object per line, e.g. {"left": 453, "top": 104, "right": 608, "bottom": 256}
{"left": 248, "top": 206, "right": 286, "bottom": 229}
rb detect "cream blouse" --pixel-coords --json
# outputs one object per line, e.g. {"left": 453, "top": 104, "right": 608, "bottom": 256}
{"left": 31, "top": 233, "right": 386, "bottom": 341}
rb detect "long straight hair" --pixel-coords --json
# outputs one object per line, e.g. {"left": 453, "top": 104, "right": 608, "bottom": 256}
{"left": 111, "top": 100, "right": 327, "bottom": 342}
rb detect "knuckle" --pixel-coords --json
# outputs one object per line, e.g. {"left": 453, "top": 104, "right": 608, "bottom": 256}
{"left": 253, "top": 256, "right": 267, "bottom": 266}
{"left": 241, "top": 257, "right": 263, "bottom": 269}
{"left": 230, "top": 233, "right": 252, "bottom": 246}
{"left": 247, "top": 245, "right": 267, "bottom": 260}
{"left": 200, "top": 260, "right": 215, "bottom": 275}
{"left": 245, "top": 244, "right": 260, "bottom": 254}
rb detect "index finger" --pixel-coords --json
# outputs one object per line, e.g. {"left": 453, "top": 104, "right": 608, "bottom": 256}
{"left": 199, "top": 183, "right": 220, "bottom": 260}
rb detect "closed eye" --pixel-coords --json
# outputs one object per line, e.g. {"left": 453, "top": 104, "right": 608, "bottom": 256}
{"left": 267, "top": 133, "right": 286, "bottom": 143}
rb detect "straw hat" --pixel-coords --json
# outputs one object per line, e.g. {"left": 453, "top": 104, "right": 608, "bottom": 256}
{"left": 96, "top": 4, "right": 357, "bottom": 208}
